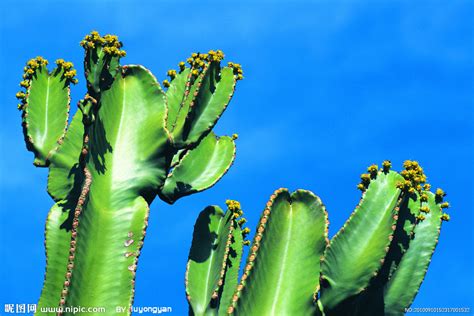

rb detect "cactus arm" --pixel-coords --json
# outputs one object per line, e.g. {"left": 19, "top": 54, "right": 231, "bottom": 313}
{"left": 37, "top": 111, "right": 85, "bottom": 313}
{"left": 158, "top": 132, "right": 236, "bottom": 204}
{"left": 182, "top": 65, "right": 236, "bottom": 145}
{"left": 349, "top": 192, "right": 422, "bottom": 315}
{"left": 185, "top": 206, "right": 235, "bottom": 316}
{"left": 47, "top": 111, "right": 85, "bottom": 201}
{"left": 165, "top": 68, "right": 191, "bottom": 132}
{"left": 167, "top": 52, "right": 241, "bottom": 148}
{"left": 17, "top": 58, "right": 84, "bottom": 314}
{"left": 218, "top": 223, "right": 243, "bottom": 316}
{"left": 319, "top": 171, "right": 403, "bottom": 313}
{"left": 22, "top": 63, "right": 72, "bottom": 166}
{"left": 64, "top": 65, "right": 171, "bottom": 314}
{"left": 230, "top": 189, "right": 328, "bottom": 315}
{"left": 169, "top": 66, "right": 208, "bottom": 146}
{"left": 383, "top": 192, "right": 443, "bottom": 315}
{"left": 169, "top": 148, "right": 187, "bottom": 169}
{"left": 36, "top": 203, "right": 74, "bottom": 315}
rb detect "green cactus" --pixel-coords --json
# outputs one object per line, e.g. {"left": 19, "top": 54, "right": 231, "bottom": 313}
{"left": 185, "top": 161, "right": 450, "bottom": 316}
{"left": 16, "top": 31, "right": 243, "bottom": 315}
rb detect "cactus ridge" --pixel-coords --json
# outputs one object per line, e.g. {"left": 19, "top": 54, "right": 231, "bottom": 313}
{"left": 182, "top": 64, "right": 237, "bottom": 146}
{"left": 185, "top": 201, "right": 249, "bottom": 316}
{"left": 218, "top": 220, "right": 244, "bottom": 315}
{"left": 382, "top": 191, "right": 444, "bottom": 315}
{"left": 185, "top": 210, "right": 236, "bottom": 304}
{"left": 185, "top": 206, "right": 234, "bottom": 315}
{"left": 59, "top": 166, "right": 91, "bottom": 311}
{"left": 313, "top": 203, "right": 330, "bottom": 303}
{"left": 159, "top": 132, "right": 237, "bottom": 204}
{"left": 39, "top": 203, "right": 71, "bottom": 312}
{"left": 165, "top": 67, "right": 191, "bottom": 132}
{"left": 228, "top": 188, "right": 287, "bottom": 314}
{"left": 171, "top": 62, "right": 208, "bottom": 136}
{"left": 164, "top": 51, "right": 240, "bottom": 149}
{"left": 213, "top": 218, "right": 236, "bottom": 299}
{"left": 58, "top": 119, "right": 91, "bottom": 312}
{"left": 18, "top": 57, "right": 77, "bottom": 166}
{"left": 127, "top": 204, "right": 150, "bottom": 309}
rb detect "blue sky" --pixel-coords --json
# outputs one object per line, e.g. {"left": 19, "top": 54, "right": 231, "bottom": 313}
{"left": 0, "top": 0, "right": 472, "bottom": 314}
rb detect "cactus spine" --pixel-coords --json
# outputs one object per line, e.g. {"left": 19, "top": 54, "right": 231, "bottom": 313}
{"left": 16, "top": 31, "right": 243, "bottom": 315}
{"left": 185, "top": 161, "right": 450, "bottom": 316}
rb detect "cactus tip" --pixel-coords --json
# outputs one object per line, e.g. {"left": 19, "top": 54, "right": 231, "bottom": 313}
{"left": 167, "top": 69, "right": 177, "bottom": 79}
{"left": 420, "top": 192, "right": 429, "bottom": 202}
{"left": 382, "top": 160, "right": 392, "bottom": 172}
{"left": 357, "top": 183, "right": 366, "bottom": 191}
{"left": 228, "top": 61, "right": 244, "bottom": 80}
{"left": 360, "top": 173, "right": 371, "bottom": 183}
{"left": 81, "top": 30, "right": 126, "bottom": 57}
{"left": 440, "top": 202, "right": 450, "bottom": 209}
{"left": 237, "top": 217, "right": 247, "bottom": 225}
{"left": 16, "top": 56, "right": 53, "bottom": 108}
{"left": 441, "top": 213, "right": 450, "bottom": 221}
{"left": 420, "top": 206, "right": 431, "bottom": 214}
{"left": 367, "top": 164, "right": 378, "bottom": 176}
{"left": 226, "top": 199, "right": 241, "bottom": 212}
{"left": 54, "top": 59, "right": 79, "bottom": 84}
{"left": 435, "top": 188, "right": 446, "bottom": 198}
{"left": 397, "top": 160, "right": 428, "bottom": 194}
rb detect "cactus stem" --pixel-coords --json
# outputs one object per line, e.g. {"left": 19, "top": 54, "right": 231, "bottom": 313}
{"left": 128, "top": 205, "right": 149, "bottom": 307}
{"left": 228, "top": 188, "right": 287, "bottom": 313}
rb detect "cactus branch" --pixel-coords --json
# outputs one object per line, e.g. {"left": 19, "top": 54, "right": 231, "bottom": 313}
{"left": 383, "top": 192, "right": 444, "bottom": 315}
{"left": 230, "top": 189, "right": 328, "bottom": 315}
{"left": 318, "top": 171, "right": 403, "bottom": 313}
{"left": 185, "top": 206, "right": 236, "bottom": 315}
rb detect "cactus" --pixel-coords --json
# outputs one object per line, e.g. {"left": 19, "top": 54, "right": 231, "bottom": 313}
{"left": 16, "top": 31, "right": 242, "bottom": 315}
{"left": 185, "top": 161, "right": 450, "bottom": 316}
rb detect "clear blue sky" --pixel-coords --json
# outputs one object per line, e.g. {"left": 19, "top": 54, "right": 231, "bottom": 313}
{"left": 0, "top": 0, "right": 472, "bottom": 315}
